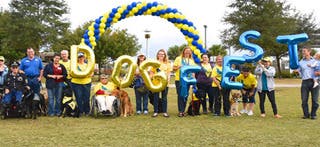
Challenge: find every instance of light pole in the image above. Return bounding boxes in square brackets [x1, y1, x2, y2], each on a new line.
[144, 29, 151, 57]
[204, 25, 207, 50]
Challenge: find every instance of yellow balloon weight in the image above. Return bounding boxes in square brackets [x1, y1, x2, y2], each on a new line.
[111, 55, 137, 88]
[70, 45, 95, 78]
[139, 60, 167, 92]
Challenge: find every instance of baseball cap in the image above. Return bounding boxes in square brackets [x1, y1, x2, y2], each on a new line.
[262, 57, 272, 62]
[0, 56, 4, 61]
[137, 52, 145, 57]
[78, 52, 84, 57]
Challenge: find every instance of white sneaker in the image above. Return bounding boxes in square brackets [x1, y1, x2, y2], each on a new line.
[240, 109, 247, 114]
[143, 110, 148, 115]
[136, 111, 142, 115]
[247, 110, 253, 116]
[313, 81, 319, 88]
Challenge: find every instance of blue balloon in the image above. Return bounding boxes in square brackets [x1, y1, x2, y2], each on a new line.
[239, 30, 264, 63]
[182, 19, 188, 24]
[94, 23, 99, 29]
[141, 6, 147, 12]
[131, 2, 137, 7]
[192, 40, 197, 46]
[94, 34, 100, 41]
[152, 1, 158, 7]
[193, 35, 199, 41]
[221, 56, 246, 89]
[112, 8, 118, 14]
[194, 57, 200, 64]
[276, 33, 309, 69]
[109, 13, 115, 18]
[84, 39, 90, 45]
[166, 8, 172, 13]
[147, 3, 152, 8]
[95, 18, 101, 24]
[172, 8, 178, 13]
[83, 33, 89, 39]
[106, 23, 111, 28]
[127, 5, 132, 10]
[188, 22, 194, 27]
[94, 29, 100, 35]
[180, 65, 201, 99]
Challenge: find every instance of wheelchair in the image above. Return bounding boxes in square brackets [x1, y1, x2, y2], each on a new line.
[90, 95, 121, 118]
[0, 88, 42, 119]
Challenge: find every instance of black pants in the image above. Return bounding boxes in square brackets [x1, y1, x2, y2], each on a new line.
[196, 84, 214, 112]
[213, 87, 231, 115]
[301, 79, 319, 117]
[258, 90, 278, 115]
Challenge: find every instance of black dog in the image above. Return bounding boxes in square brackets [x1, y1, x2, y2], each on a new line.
[61, 84, 80, 118]
[23, 89, 44, 119]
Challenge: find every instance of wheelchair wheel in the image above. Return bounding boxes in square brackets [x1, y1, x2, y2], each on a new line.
[90, 96, 98, 118]
[113, 99, 121, 117]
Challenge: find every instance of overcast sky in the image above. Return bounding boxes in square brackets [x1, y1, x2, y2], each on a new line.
[1, 0, 319, 57]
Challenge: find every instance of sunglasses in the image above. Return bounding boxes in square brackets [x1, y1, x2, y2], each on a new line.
[0, 60, 3, 62]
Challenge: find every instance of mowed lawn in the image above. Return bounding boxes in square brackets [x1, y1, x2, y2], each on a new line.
[0, 79, 320, 146]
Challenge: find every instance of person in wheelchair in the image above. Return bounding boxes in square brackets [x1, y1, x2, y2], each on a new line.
[0, 56, 9, 96]
[1, 61, 28, 112]
[93, 74, 116, 115]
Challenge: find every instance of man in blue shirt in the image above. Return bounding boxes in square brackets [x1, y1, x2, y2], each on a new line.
[296, 47, 319, 120]
[19, 48, 43, 94]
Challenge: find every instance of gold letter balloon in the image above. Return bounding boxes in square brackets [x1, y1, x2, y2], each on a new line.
[70, 45, 95, 78]
[139, 60, 167, 92]
[111, 55, 137, 88]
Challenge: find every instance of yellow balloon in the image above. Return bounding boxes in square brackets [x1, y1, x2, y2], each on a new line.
[112, 18, 118, 23]
[176, 23, 183, 29]
[194, 49, 200, 56]
[188, 27, 195, 33]
[111, 55, 137, 88]
[128, 12, 134, 17]
[190, 46, 197, 51]
[151, 7, 157, 13]
[88, 31, 94, 36]
[132, 7, 138, 13]
[99, 28, 105, 33]
[146, 10, 152, 15]
[89, 36, 95, 42]
[139, 60, 167, 92]
[99, 23, 106, 29]
[117, 7, 124, 14]
[197, 39, 203, 44]
[101, 17, 107, 23]
[91, 41, 97, 47]
[70, 45, 95, 78]
[88, 26, 94, 31]
[168, 13, 174, 18]
[187, 38, 193, 44]
[182, 24, 188, 30]
[115, 13, 121, 19]
[137, 3, 143, 9]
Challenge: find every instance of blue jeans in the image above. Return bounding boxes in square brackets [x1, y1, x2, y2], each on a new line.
[175, 81, 190, 113]
[47, 82, 63, 115]
[301, 79, 319, 117]
[27, 77, 41, 94]
[72, 82, 91, 114]
[2, 90, 23, 104]
[153, 87, 169, 113]
[134, 88, 148, 112]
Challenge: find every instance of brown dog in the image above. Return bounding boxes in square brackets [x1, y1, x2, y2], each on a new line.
[229, 89, 242, 116]
[111, 88, 133, 117]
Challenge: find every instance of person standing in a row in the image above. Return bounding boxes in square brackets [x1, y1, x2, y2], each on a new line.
[255, 57, 281, 118]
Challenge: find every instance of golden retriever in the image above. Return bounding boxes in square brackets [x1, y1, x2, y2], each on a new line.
[111, 88, 133, 117]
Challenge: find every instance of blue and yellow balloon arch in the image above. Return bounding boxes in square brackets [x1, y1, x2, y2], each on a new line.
[81, 1, 206, 63]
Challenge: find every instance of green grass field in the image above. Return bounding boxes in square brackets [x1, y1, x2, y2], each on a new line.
[1, 82, 320, 146]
